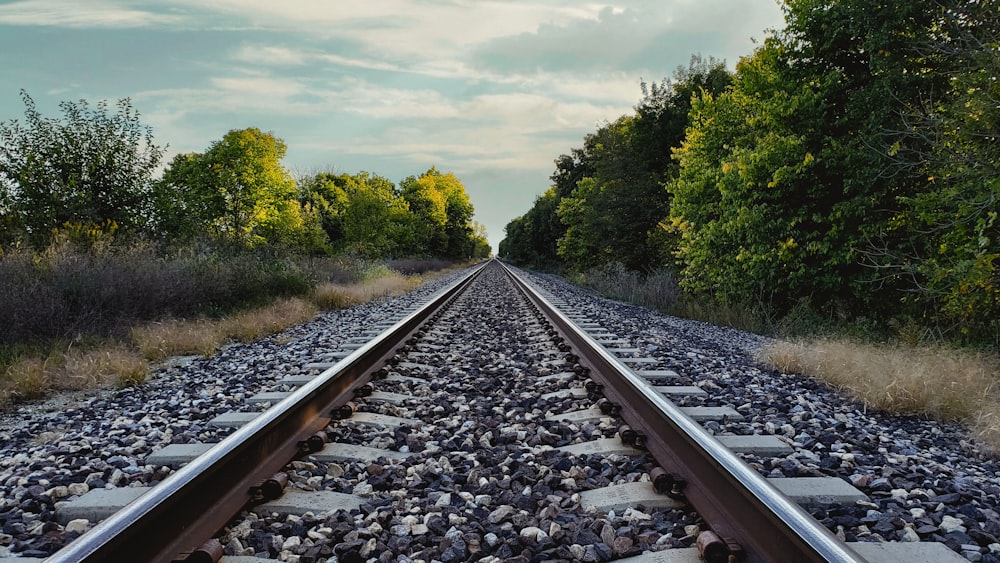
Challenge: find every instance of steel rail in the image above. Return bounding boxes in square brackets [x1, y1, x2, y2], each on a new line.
[47, 261, 488, 563]
[501, 262, 867, 563]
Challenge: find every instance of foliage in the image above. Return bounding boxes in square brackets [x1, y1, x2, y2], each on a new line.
[498, 187, 564, 270]
[400, 167, 486, 260]
[0, 90, 165, 246]
[154, 128, 309, 249]
[299, 168, 489, 260]
[868, 0, 1000, 342]
[499, 1, 997, 345]
[500, 56, 731, 272]
[0, 242, 312, 346]
[669, 0, 948, 318]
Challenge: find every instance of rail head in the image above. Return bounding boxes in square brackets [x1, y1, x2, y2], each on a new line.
[46, 261, 488, 563]
[500, 262, 867, 563]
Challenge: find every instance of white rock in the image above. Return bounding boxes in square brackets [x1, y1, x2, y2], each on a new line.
[622, 507, 651, 521]
[360, 538, 377, 557]
[939, 515, 966, 533]
[900, 526, 920, 542]
[282, 536, 301, 550]
[352, 482, 373, 496]
[520, 526, 546, 542]
[45, 486, 69, 500]
[488, 505, 515, 524]
[64, 519, 89, 534]
[67, 483, 89, 496]
[448, 513, 468, 526]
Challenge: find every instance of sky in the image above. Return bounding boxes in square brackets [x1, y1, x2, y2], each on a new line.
[0, 0, 786, 251]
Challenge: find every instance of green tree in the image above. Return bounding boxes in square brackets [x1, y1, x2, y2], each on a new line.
[155, 128, 306, 248]
[669, 0, 945, 315]
[298, 172, 352, 248]
[340, 173, 410, 258]
[871, 0, 1000, 339]
[502, 57, 731, 272]
[0, 90, 165, 245]
[499, 187, 563, 268]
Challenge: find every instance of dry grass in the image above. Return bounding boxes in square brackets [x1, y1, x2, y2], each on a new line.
[221, 298, 318, 343]
[0, 346, 148, 404]
[310, 275, 417, 310]
[131, 318, 225, 361]
[759, 338, 1000, 451]
[2, 270, 425, 407]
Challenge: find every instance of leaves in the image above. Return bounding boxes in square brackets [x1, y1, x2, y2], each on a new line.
[0, 90, 165, 245]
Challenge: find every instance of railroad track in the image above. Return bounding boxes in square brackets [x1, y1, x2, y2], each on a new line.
[25, 260, 970, 562]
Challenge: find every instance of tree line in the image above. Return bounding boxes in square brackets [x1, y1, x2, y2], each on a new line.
[500, 0, 998, 344]
[0, 91, 490, 261]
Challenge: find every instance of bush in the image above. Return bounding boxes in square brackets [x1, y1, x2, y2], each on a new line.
[0, 243, 314, 346]
[577, 263, 682, 312]
[386, 258, 452, 275]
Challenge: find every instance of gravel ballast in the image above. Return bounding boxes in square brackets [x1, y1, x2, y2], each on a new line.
[0, 262, 997, 562]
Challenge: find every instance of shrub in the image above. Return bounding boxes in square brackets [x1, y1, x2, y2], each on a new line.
[577, 263, 682, 312]
[386, 258, 452, 275]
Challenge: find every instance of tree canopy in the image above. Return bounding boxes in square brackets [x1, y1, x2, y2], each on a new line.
[0, 90, 165, 245]
[499, 0, 998, 343]
[0, 95, 490, 262]
[155, 128, 305, 248]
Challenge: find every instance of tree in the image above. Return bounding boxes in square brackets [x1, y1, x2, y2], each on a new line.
[154, 128, 306, 248]
[340, 173, 410, 258]
[502, 57, 732, 272]
[499, 187, 563, 268]
[401, 167, 479, 259]
[0, 90, 165, 245]
[870, 0, 1000, 339]
[668, 0, 946, 315]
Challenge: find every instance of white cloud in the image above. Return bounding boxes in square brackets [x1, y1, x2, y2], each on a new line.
[167, 0, 614, 52]
[0, 0, 181, 28]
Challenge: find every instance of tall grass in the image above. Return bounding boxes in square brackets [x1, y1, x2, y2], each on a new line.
[311, 276, 417, 310]
[575, 263, 681, 312]
[0, 345, 148, 404]
[130, 298, 319, 361]
[574, 262, 772, 333]
[0, 242, 312, 344]
[759, 338, 1000, 451]
[0, 244, 450, 406]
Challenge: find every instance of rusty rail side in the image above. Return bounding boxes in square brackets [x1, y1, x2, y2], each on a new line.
[501, 262, 866, 563]
[47, 261, 488, 563]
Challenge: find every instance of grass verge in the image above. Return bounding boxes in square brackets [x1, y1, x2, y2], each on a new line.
[0, 346, 148, 404]
[0, 260, 451, 407]
[568, 262, 1000, 452]
[759, 338, 1000, 452]
[311, 275, 418, 310]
